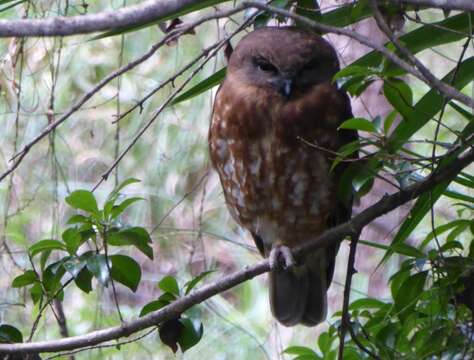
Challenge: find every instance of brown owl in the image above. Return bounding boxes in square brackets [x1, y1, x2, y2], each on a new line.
[209, 27, 357, 326]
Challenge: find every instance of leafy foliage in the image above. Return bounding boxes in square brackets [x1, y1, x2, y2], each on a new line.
[12, 178, 148, 303]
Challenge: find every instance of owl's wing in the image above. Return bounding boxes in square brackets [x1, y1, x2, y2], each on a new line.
[251, 232, 266, 257]
[325, 88, 358, 285]
[334, 88, 358, 221]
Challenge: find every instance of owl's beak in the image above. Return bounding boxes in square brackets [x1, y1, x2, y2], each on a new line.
[281, 79, 293, 98]
[271, 78, 293, 99]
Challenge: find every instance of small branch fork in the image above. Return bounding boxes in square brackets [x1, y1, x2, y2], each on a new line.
[1, 146, 473, 356]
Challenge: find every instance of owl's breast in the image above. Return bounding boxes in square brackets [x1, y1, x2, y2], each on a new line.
[209, 80, 348, 244]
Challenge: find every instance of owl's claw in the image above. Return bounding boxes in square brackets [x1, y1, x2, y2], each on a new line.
[269, 245, 295, 271]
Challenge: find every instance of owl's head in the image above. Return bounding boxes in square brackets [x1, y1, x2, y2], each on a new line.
[227, 27, 340, 98]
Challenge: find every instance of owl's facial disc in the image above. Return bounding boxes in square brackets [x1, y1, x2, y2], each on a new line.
[251, 57, 294, 98]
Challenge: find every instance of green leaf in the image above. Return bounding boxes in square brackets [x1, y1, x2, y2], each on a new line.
[29, 239, 66, 258]
[420, 220, 471, 249]
[110, 255, 142, 292]
[339, 117, 378, 133]
[12, 270, 38, 288]
[108, 227, 154, 260]
[67, 214, 89, 225]
[65, 190, 99, 216]
[449, 101, 474, 122]
[330, 140, 362, 172]
[171, 68, 226, 105]
[159, 275, 180, 297]
[178, 318, 203, 352]
[440, 241, 464, 253]
[63, 256, 88, 278]
[384, 110, 397, 135]
[184, 270, 215, 295]
[393, 271, 428, 322]
[284, 346, 318, 357]
[139, 299, 168, 317]
[318, 332, 335, 355]
[0, 324, 23, 343]
[110, 197, 144, 219]
[333, 65, 376, 80]
[74, 267, 93, 293]
[62, 228, 82, 255]
[350, 298, 386, 310]
[383, 78, 413, 117]
[106, 178, 141, 204]
[86, 254, 109, 286]
[30, 283, 43, 305]
[42, 261, 67, 298]
[359, 239, 424, 258]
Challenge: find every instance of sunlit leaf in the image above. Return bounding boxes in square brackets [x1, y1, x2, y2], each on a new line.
[107, 227, 153, 260]
[159, 275, 180, 297]
[171, 68, 226, 105]
[339, 117, 378, 133]
[29, 239, 67, 258]
[140, 299, 169, 317]
[65, 190, 100, 216]
[12, 270, 38, 288]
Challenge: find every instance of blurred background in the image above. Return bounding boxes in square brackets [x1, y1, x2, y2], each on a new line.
[0, 0, 472, 359]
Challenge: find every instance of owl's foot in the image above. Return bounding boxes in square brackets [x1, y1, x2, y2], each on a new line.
[269, 245, 295, 271]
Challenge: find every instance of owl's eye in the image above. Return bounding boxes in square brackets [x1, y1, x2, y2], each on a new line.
[255, 59, 278, 73]
[302, 59, 319, 71]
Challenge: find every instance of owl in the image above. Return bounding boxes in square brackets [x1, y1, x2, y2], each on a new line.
[209, 27, 357, 326]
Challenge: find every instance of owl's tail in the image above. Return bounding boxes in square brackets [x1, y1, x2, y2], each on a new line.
[269, 251, 330, 326]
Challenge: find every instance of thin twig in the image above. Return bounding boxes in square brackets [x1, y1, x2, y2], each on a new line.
[338, 230, 361, 360]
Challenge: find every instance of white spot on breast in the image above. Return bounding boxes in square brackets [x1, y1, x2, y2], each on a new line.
[290, 172, 308, 206]
[249, 157, 261, 175]
[223, 161, 233, 177]
[223, 104, 231, 115]
[214, 138, 228, 160]
[231, 187, 241, 205]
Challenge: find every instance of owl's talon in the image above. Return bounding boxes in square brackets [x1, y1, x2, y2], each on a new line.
[269, 245, 295, 271]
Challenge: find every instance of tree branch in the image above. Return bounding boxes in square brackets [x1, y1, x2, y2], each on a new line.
[393, 0, 474, 12]
[1, 145, 472, 355]
[0, 0, 205, 37]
